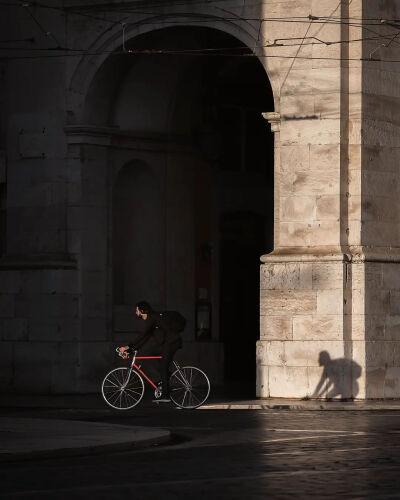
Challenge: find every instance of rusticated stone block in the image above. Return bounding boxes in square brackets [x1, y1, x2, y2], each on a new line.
[384, 367, 400, 398]
[256, 361, 269, 398]
[307, 366, 328, 398]
[383, 263, 400, 290]
[362, 221, 400, 247]
[293, 315, 343, 340]
[352, 340, 366, 368]
[312, 263, 343, 290]
[77, 342, 112, 392]
[365, 289, 390, 315]
[0, 271, 21, 294]
[15, 295, 79, 319]
[58, 342, 79, 365]
[316, 195, 340, 220]
[257, 340, 286, 366]
[351, 314, 366, 340]
[280, 145, 310, 172]
[41, 270, 80, 295]
[365, 366, 385, 398]
[51, 364, 78, 394]
[0, 341, 13, 369]
[260, 263, 300, 290]
[2, 319, 28, 341]
[29, 320, 79, 342]
[0, 295, 15, 318]
[317, 289, 343, 315]
[0, 365, 13, 392]
[269, 366, 311, 399]
[309, 144, 340, 170]
[279, 67, 341, 97]
[19, 271, 41, 296]
[260, 290, 317, 316]
[364, 315, 385, 341]
[280, 196, 315, 222]
[260, 316, 292, 340]
[284, 340, 346, 367]
[352, 288, 365, 316]
[14, 364, 52, 394]
[81, 317, 108, 341]
[280, 168, 340, 197]
[279, 220, 340, 246]
[386, 315, 400, 340]
[14, 341, 59, 366]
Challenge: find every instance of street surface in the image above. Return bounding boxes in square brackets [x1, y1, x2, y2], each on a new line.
[2, 407, 400, 499]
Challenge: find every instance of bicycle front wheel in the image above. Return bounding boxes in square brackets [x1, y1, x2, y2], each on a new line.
[169, 366, 210, 409]
[101, 367, 144, 410]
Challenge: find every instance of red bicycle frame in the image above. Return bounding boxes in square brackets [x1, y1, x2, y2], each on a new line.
[131, 355, 162, 389]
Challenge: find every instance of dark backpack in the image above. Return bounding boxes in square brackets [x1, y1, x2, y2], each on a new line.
[159, 311, 186, 332]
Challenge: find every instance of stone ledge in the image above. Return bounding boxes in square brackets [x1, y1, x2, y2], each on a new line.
[261, 246, 400, 263]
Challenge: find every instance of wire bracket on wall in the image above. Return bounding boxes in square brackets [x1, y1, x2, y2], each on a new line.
[369, 28, 400, 59]
[122, 22, 128, 52]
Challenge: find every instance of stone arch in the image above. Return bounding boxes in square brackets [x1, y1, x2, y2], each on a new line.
[72, 20, 276, 390]
[67, 15, 279, 124]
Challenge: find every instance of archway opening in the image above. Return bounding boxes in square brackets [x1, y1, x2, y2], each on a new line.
[89, 26, 274, 394]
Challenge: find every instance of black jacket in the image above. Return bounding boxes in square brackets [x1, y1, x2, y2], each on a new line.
[130, 311, 182, 350]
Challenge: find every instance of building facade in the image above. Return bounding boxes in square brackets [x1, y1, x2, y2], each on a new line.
[1, 0, 399, 398]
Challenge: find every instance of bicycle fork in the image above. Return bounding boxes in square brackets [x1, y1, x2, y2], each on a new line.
[173, 361, 191, 388]
[122, 366, 135, 389]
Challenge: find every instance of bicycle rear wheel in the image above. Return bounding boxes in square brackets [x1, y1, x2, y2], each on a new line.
[169, 366, 210, 409]
[101, 367, 144, 410]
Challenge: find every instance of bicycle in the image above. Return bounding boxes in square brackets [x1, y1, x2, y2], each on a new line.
[101, 349, 211, 410]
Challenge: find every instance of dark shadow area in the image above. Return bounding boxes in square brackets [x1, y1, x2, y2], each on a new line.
[220, 212, 266, 395]
[311, 351, 361, 400]
[88, 26, 276, 393]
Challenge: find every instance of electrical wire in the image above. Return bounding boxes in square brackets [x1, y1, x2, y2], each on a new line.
[0, 1, 129, 26]
[23, 4, 61, 47]
[1, 48, 399, 62]
[1, 2, 399, 56]
[2, 2, 400, 27]
[280, 15, 313, 92]
[1, 32, 396, 53]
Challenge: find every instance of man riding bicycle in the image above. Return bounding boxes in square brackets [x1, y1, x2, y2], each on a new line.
[118, 301, 185, 403]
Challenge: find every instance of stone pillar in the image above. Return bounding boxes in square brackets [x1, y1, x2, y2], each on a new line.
[257, 18, 353, 397]
[257, 0, 400, 400]
[263, 112, 280, 249]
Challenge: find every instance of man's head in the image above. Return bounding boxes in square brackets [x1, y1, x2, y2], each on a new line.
[318, 351, 331, 366]
[136, 300, 152, 320]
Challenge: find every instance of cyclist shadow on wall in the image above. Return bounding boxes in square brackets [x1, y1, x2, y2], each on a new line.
[310, 351, 362, 400]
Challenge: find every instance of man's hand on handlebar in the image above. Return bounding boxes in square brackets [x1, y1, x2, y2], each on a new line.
[116, 345, 131, 359]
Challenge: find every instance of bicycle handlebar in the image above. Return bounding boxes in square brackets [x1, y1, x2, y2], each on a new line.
[115, 347, 137, 359]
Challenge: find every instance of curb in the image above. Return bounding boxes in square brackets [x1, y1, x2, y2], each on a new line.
[0, 418, 171, 463]
[199, 401, 400, 411]
[0, 434, 171, 463]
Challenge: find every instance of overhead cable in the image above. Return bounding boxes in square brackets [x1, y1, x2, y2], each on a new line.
[1, 49, 398, 62]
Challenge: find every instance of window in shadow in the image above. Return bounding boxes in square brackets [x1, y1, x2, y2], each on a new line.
[311, 351, 362, 400]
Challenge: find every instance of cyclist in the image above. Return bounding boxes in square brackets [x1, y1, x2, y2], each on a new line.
[118, 300, 184, 403]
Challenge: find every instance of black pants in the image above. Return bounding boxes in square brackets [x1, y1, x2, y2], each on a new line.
[138, 338, 182, 396]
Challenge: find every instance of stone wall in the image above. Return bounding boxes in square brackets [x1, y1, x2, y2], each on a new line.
[257, 260, 350, 398]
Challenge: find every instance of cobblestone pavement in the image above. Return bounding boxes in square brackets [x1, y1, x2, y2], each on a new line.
[2, 409, 400, 499]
